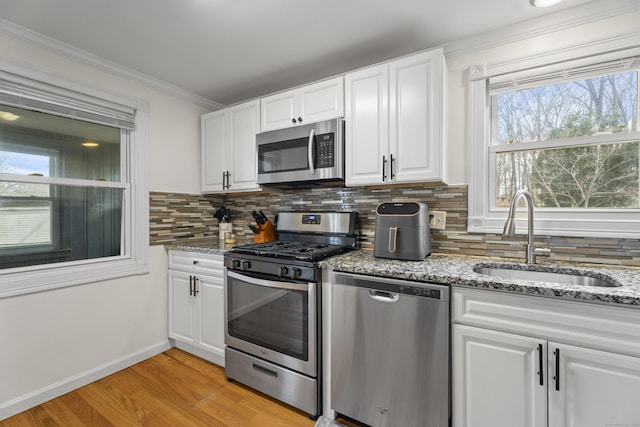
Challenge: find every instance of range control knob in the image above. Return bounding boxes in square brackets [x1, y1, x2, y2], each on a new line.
[290, 268, 302, 279]
[231, 259, 241, 269]
[278, 266, 289, 277]
[241, 260, 252, 271]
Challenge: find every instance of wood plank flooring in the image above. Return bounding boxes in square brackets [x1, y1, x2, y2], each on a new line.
[2, 348, 324, 427]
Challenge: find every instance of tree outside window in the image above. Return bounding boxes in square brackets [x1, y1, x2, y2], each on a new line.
[493, 70, 639, 209]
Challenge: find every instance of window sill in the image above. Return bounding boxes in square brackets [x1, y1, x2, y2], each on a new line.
[469, 210, 640, 239]
[0, 257, 149, 298]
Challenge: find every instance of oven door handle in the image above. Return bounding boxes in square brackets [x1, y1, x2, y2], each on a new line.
[227, 271, 312, 291]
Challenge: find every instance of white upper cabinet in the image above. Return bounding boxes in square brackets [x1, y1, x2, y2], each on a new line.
[344, 64, 389, 186]
[261, 77, 344, 131]
[201, 99, 261, 193]
[201, 110, 227, 192]
[345, 49, 448, 187]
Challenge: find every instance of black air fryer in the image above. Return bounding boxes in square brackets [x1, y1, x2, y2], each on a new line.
[374, 202, 431, 260]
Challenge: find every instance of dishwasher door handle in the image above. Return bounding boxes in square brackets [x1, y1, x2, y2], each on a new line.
[369, 290, 400, 302]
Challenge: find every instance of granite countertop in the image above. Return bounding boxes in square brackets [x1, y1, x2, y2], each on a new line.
[166, 237, 255, 255]
[320, 250, 640, 308]
[166, 239, 640, 307]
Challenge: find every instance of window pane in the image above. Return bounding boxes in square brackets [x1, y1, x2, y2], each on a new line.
[0, 151, 50, 176]
[495, 71, 638, 145]
[0, 105, 121, 181]
[0, 184, 123, 269]
[0, 198, 51, 247]
[495, 141, 640, 208]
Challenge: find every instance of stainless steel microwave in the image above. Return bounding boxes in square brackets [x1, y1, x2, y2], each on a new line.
[256, 118, 344, 185]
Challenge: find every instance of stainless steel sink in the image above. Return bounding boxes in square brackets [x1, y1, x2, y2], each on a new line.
[473, 264, 620, 287]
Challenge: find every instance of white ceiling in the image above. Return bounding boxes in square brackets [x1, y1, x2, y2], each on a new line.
[0, 0, 606, 107]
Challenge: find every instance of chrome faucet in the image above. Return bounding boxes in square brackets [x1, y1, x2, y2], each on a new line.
[503, 189, 551, 264]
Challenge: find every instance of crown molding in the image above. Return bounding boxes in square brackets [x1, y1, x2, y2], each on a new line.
[443, 0, 640, 59]
[0, 18, 223, 111]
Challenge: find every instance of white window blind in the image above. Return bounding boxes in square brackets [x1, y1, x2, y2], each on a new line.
[489, 54, 640, 95]
[0, 70, 136, 130]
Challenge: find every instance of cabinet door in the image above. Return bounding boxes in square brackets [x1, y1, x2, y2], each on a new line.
[261, 89, 298, 131]
[344, 63, 389, 187]
[168, 270, 196, 345]
[196, 275, 225, 365]
[201, 110, 227, 192]
[228, 100, 261, 191]
[452, 324, 546, 427]
[299, 77, 344, 125]
[390, 49, 446, 184]
[549, 342, 640, 427]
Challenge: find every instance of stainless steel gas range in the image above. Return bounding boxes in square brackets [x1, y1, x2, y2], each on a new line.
[223, 211, 357, 419]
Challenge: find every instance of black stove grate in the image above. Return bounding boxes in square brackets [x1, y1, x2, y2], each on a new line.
[231, 240, 351, 261]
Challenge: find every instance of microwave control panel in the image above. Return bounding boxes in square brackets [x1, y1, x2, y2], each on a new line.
[316, 133, 335, 168]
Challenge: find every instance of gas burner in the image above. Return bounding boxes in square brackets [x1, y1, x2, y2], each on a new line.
[231, 241, 351, 261]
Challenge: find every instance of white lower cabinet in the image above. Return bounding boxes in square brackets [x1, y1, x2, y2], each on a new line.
[453, 325, 546, 427]
[549, 343, 640, 427]
[168, 250, 225, 366]
[452, 287, 640, 427]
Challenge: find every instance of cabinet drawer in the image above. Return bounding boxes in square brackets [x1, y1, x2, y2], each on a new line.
[452, 287, 640, 358]
[168, 250, 224, 277]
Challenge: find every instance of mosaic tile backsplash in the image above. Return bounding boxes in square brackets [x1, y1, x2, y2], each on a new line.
[150, 185, 640, 267]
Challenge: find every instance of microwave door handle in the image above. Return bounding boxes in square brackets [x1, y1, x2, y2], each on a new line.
[308, 128, 316, 175]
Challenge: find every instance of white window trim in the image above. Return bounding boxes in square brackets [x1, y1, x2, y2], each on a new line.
[0, 63, 149, 298]
[467, 36, 640, 239]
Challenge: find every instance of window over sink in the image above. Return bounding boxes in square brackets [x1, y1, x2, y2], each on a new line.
[468, 46, 640, 238]
[0, 66, 149, 297]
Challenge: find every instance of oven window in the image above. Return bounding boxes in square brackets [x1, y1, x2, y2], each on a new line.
[227, 275, 309, 360]
[258, 137, 310, 174]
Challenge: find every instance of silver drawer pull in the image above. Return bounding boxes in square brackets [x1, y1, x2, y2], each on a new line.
[253, 363, 278, 378]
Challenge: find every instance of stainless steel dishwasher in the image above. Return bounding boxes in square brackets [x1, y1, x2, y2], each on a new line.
[331, 272, 450, 427]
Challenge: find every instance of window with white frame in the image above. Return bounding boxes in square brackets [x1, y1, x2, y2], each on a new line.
[0, 68, 149, 297]
[468, 49, 640, 238]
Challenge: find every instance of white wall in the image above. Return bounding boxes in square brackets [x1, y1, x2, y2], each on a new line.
[0, 31, 210, 419]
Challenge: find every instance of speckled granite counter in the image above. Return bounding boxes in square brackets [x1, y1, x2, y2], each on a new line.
[320, 250, 640, 308]
[165, 238, 255, 255]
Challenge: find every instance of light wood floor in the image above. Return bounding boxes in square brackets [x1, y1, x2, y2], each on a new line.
[1, 348, 343, 427]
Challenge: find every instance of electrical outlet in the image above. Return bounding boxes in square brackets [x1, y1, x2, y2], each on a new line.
[429, 210, 447, 230]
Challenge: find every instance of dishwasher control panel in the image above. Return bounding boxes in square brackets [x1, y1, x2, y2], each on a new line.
[399, 285, 441, 299]
[334, 272, 449, 301]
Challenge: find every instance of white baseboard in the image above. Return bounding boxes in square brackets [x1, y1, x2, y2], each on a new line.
[174, 341, 225, 368]
[0, 340, 172, 421]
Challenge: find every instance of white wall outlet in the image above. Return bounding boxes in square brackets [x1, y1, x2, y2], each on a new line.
[429, 210, 447, 230]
